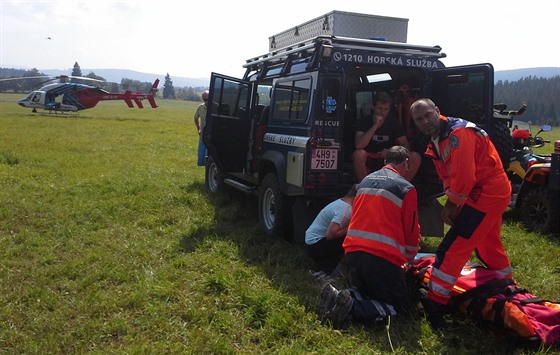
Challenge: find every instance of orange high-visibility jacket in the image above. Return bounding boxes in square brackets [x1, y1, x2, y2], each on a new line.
[343, 166, 421, 267]
[425, 116, 511, 208]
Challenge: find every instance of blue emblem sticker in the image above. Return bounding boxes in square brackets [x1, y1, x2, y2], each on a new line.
[322, 96, 337, 114]
[450, 135, 459, 148]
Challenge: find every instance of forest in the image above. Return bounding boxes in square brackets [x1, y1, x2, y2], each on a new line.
[495, 76, 560, 125]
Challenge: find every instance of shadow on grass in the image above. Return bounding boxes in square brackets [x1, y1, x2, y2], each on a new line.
[178, 224, 213, 254]
[174, 182, 437, 353]
[176, 181, 539, 354]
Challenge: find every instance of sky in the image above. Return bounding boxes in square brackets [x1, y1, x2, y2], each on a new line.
[1, 0, 559, 81]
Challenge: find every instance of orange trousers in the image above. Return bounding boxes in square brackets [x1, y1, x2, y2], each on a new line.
[428, 199, 512, 305]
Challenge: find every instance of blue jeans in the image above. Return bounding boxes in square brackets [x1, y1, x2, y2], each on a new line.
[197, 140, 207, 166]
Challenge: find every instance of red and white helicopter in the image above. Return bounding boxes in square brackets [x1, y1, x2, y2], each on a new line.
[1, 75, 159, 113]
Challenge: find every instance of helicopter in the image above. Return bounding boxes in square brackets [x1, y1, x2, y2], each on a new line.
[0, 75, 159, 113]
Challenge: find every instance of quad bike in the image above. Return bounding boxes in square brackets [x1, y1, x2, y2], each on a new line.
[508, 123, 553, 185]
[508, 122, 559, 234]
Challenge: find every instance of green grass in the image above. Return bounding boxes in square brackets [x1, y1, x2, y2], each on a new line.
[0, 92, 559, 354]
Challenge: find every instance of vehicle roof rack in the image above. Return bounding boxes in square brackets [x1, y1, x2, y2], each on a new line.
[243, 35, 446, 72]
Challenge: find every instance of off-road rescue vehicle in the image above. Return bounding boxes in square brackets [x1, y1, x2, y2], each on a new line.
[203, 11, 512, 240]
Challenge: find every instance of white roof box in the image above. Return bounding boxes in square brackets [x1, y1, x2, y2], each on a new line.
[269, 10, 408, 51]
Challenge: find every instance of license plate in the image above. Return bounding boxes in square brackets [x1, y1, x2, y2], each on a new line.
[312, 148, 338, 170]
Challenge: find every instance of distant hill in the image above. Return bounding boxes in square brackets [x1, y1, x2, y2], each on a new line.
[494, 67, 560, 83]
[39, 68, 209, 88]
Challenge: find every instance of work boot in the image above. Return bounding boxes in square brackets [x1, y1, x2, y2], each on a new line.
[324, 289, 353, 328]
[318, 283, 338, 318]
[422, 299, 448, 330]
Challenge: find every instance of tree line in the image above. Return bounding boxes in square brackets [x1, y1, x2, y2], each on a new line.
[1, 64, 559, 124]
[495, 75, 560, 126]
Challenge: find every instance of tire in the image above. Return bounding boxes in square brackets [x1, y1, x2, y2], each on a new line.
[521, 187, 559, 234]
[489, 121, 513, 171]
[205, 156, 222, 193]
[258, 173, 293, 239]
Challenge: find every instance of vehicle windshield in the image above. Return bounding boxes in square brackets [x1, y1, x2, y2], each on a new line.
[511, 120, 530, 132]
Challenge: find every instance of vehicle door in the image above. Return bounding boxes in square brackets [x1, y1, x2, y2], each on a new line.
[204, 73, 253, 172]
[429, 64, 513, 166]
[429, 64, 494, 127]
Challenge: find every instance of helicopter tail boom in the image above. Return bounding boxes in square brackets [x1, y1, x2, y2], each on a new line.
[147, 79, 159, 108]
[122, 79, 159, 108]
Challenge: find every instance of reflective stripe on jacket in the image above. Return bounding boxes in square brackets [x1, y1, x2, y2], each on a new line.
[343, 166, 421, 267]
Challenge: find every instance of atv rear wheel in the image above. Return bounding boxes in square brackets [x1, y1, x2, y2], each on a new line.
[521, 187, 559, 234]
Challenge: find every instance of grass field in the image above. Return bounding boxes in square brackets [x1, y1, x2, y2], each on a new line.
[1, 92, 559, 354]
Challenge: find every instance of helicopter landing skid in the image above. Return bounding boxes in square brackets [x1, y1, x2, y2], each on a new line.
[34, 110, 79, 117]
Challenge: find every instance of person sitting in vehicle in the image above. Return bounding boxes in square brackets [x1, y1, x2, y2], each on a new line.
[352, 91, 421, 182]
[394, 83, 419, 140]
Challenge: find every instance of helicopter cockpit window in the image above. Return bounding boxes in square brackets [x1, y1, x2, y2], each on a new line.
[32, 93, 41, 102]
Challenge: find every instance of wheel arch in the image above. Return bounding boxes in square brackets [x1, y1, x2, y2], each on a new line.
[259, 150, 288, 192]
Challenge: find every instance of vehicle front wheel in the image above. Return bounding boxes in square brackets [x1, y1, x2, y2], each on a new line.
[258, 173, 293, 239]
[205, 156, 222, 193]
[521, 187, 559, 233]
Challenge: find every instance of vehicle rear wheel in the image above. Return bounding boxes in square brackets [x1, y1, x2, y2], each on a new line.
[258, 173, 293, 239]
[521, 187, 559, 233]
[205, 156, 222, 193]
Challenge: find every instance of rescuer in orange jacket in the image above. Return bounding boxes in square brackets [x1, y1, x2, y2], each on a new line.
[410, 98, 513, 330]
[341, 145, 421, 317]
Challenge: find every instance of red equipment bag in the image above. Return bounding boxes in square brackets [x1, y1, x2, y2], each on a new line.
[409, 254, 560, 346]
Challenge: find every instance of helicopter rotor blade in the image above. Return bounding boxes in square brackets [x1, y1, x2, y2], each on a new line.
[0, 75, 106, 84]
[0, 75, 52, 83]
[66, 75, 105, 83]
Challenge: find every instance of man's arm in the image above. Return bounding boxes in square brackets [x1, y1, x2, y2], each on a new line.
[325, 222, 347, 240]
[355, 115, 383, 149]
[194, 107, 201, 133]
[445, 129, 478, 206]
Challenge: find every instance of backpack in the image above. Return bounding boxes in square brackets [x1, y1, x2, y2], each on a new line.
[409, 254, 560, 346]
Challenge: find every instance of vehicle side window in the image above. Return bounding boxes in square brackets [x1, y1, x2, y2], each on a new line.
[271, 78, 311, 123]
[211, 77, 250, 119]
[257, 85, 272, 105]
